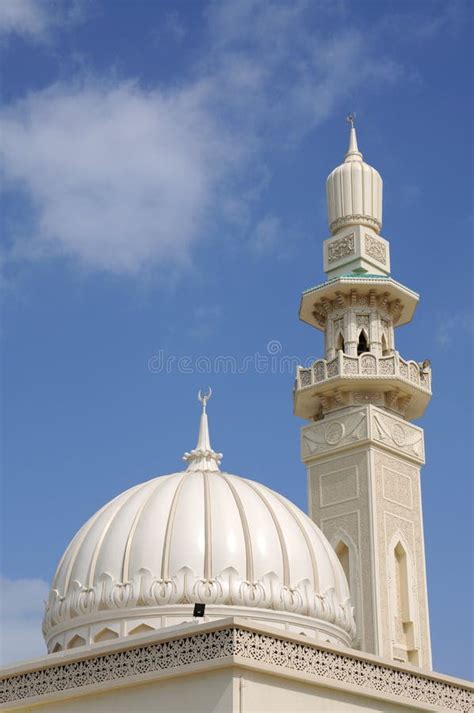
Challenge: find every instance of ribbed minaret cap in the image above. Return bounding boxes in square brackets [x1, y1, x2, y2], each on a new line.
[183, 388, 223, 471]
[326, 114, 383, 234]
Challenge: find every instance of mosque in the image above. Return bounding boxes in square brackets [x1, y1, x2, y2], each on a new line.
[1, 121, 472, 711]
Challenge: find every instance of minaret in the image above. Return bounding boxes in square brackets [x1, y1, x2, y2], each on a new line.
[294, 116, 432, 667]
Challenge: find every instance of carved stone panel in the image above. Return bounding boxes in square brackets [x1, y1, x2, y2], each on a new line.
[382, 467, 413, 509]
[327, 233, 355, 263]
[302, 410, 368, 460]
[371, 409, 424, 463]
[365, 233, 387, 265]
[320, 467, 358, 507]
[356, 314, 370, 330]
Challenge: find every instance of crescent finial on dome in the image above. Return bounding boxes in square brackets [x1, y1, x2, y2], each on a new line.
[344, 113, 363, 163]
[183, 388, 223, 471]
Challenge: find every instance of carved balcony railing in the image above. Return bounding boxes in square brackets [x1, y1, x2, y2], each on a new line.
[296, 352, 431, 394]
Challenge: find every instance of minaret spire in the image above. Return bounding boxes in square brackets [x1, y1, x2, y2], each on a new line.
[183, 388, 222, 472]
[344, 113, 363, 162]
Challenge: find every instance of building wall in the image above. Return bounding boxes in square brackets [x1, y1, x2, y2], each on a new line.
[304, 404, 431, 666]
[308, 446, 376, 653]
[13, 669, 234, 713]
[371, 448, 431, 667]
[235, 670, 421, 712]
[2, 667, 436, 713]
[2, 621, 471, 712]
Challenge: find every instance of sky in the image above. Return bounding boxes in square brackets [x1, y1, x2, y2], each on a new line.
[0, 0, 472, 680]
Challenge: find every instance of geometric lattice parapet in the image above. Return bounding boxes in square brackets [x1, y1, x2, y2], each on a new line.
[295, 350, 431, 420]
[1, 621, 472, 712]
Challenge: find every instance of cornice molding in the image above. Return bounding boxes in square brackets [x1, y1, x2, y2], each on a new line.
[1, 620, 472, 711]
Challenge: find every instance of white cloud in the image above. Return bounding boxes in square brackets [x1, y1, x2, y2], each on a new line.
[0, 0, 50, 38]
[1, 1, 410, 275]
[0, 577, 49, 664]
[1, 79, 245, 273]
[0, 0, 85, 41]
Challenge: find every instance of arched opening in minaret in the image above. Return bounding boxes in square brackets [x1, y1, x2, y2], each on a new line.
[335, 540, 350, 586]
[336, 332, 345, 353]
[381, 333, 389, 356]
[357, 330, 369, 355]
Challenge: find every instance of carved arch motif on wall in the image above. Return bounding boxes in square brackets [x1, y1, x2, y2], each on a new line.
[331, 528, 363, 649]
[387, 531, 420, 667]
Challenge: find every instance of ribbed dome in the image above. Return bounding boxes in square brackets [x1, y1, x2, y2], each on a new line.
[43, 397, 355, 652]
[326, 123, 383, 234]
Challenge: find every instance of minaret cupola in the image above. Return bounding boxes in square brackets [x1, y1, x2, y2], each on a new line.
[324, 115, 388, 279]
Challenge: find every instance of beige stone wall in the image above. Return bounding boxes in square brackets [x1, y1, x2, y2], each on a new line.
[1, 667, 445, 713]
[236, 670, 420, 712]
[372, 448, 431, 668]
[304, 404, 431, 666]
[4, 669, 234, 713]
[308, 445, 376, 653]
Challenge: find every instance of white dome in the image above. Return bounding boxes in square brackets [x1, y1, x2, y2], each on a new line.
[43, 398, 355, 652]
[326, 124, 383, 235]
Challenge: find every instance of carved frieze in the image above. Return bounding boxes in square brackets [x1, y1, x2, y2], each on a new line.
[300, 368, 312, 386]
[379, 357, 395, 375]
[302, 411, 367, 458]
[353, 392, 384, 406]
[330, 213, 381, 232]
[371, 411, 424, 461]
[343, 356, 358, 374]
[326, 359, 338, 378]
[356, 314, 370, 330]
[314, 362, 325, 382]
[327, 234, 355, 263]
[364, 234, 387, 265]
[360, 354, 376, 374]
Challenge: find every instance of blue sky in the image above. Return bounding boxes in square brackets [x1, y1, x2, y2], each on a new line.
[1, 0, 472, 678]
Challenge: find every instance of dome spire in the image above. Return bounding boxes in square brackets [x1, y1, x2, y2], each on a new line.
[183, 388, 223, 472]
[344, 113, 363, 163]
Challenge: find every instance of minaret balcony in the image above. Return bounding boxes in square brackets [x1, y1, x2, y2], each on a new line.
[294, 351, 431, 421]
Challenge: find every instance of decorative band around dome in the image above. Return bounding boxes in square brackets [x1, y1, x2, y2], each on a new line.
[43, 566, 355, 647]
[329, 214, 382, 234]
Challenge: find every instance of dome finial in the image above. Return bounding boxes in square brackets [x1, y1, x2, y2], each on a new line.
[346, 112, 356, 129]
[198, 387, 212, 413]
[183, 388, 223, 471]
[344, 112, 363, 163]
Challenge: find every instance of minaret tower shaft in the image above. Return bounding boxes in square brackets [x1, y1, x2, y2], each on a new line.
[294, 118, 432, 667]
